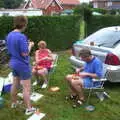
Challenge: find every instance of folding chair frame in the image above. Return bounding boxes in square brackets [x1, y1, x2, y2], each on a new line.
[47, 53, 58, 82]
[86, 78, 108, 104]
[84, 66, 111, 104]
[32, 53, 58, 88]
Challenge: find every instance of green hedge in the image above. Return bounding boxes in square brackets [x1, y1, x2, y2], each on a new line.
[0, 16, 13, 39]
[86, 15, 120, 36]
[0, 16, 81, 51]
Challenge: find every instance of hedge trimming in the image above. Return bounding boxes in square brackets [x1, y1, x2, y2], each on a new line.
[0, 16, 81, 51]
[86, 15, 120, 36]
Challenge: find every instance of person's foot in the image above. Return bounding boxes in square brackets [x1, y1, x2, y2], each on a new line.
[65, 94, 78, 101]
[11, 103, 17, 108]
[72, 99, 85, 108]
[41, 80, 48, 89]
[25, 107, 36, 115]
[41, 82, 48, 89]
[11, 100, 23, 108]
[32, 81, 37, 86]
[32, 80, 40, 86]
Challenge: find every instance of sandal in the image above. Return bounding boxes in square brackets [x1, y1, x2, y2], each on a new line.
[72, 99, 85, 108]
[65, 95, 78, 101]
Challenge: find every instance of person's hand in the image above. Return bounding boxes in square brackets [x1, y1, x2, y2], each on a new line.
[28, 41, 34, 53]
[29, 41, 34, 48]
[38, 57, 49, 62]
[76, 68, 80, 74]
[42, 56, 49, 60]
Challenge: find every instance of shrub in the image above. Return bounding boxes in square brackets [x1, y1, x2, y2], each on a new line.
[0, 16, 81, 51]
[86, 15, 120, 36]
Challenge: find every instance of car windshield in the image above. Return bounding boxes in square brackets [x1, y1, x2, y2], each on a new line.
[83, 28, 120, 48]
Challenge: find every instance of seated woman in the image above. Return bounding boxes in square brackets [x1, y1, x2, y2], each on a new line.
[32, 40, 53, 88]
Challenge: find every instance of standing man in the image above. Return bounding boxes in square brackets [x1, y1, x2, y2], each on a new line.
[6, 16, 36, 115]
[65, 48, 103, 105]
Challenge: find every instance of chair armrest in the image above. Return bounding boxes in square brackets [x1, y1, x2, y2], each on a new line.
[51, 54, 58, 67]
[92, 78, 107, 82]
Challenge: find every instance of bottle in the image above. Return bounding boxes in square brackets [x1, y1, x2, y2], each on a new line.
[35, 108, 40, 115]
[0, 97, 4, 108]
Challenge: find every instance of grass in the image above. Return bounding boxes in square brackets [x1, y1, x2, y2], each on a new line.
[0, 50, 120, 120]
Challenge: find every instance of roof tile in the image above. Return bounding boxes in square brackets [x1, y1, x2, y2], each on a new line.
[32, 0, 53, 9]
[31, 0, 80, 9]
[60, 0, 80, 5]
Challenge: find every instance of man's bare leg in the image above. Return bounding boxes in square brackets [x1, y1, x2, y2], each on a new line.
[65, 74, 77, 96]
[71, 79, 85, 101]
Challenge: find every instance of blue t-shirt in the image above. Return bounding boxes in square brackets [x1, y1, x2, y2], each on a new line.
[84, 57, 103, 79]
[6, 31, 30, 70]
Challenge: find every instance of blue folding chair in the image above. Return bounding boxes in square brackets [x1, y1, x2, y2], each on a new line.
[85, 77, 110, 104]
[85, 64, 110, 103]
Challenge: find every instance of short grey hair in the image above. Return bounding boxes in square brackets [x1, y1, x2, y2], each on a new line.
[79, 48, 91, 57]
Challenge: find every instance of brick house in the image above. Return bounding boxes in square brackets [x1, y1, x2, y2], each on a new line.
[92, 0, 120, 9]
[60, 0, 80, 10]
[24, 0, 63, 15]
[24, 0, 80, 15]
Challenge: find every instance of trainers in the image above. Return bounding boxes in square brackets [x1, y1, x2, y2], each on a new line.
[32, 81, 37, 86]
[72, 100, 84, 108]
[41, 83, 47, 89]
[11, 100, 23, 108]
[11, 103, 17, 108]
[65, 95, 77, 101]
[32, 80, 40, 86]
[25, 107, 36, 115]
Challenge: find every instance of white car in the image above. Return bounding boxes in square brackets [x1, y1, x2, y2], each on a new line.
[70, 26, 120, 82]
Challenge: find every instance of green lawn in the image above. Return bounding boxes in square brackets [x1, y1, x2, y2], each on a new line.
[0, 51, 120, 120]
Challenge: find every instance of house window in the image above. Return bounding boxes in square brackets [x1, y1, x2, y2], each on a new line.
[107, 2, 112, 7]
[93, 2, 98, 8]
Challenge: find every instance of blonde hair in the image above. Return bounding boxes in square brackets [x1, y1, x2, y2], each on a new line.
[38, 40, 47, 47]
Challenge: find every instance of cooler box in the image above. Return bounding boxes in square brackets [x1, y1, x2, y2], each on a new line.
[3, 84, 12, 92]
[3, 73, 13, 92]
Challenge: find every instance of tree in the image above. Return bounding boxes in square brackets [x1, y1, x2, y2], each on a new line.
[73, 3, 92, 22]
[3, 0, 24, 9]
[73, 3, 92, 37]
